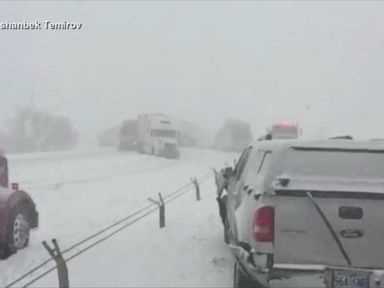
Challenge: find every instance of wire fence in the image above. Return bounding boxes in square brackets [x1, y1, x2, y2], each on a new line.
[5, 171, 214, 288]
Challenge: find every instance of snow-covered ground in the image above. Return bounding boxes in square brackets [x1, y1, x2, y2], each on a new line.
[1, 147, 237, 287]
[30, 176, 234, 288]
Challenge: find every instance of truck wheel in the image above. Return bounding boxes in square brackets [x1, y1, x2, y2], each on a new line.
[233, 262, 263, 288]
[5, 209, 30, 256]
[12, 212, 30, 249]
[0, 208, 31, 259]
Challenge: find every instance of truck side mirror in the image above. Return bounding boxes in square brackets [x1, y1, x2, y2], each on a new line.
[223, 167, 234, 179]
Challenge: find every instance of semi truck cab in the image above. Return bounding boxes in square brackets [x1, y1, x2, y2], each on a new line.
[137, 113, 181, 159]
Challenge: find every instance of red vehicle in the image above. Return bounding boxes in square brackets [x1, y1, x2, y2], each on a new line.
[0, 154, 38, 259]
[269, 121, 301, 139]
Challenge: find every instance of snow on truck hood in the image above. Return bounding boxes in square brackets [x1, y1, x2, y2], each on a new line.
[272, 176, 384, 194]
[292, 140, 384, 151]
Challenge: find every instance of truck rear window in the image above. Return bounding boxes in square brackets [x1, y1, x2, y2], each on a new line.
[281, 149, 384, 179]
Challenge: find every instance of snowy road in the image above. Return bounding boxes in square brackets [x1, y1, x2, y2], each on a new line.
[1, 148, 236, 287]
[30, 176, 234, 288]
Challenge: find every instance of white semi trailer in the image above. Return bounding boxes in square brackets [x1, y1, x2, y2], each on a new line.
[137, 113, 181, 159]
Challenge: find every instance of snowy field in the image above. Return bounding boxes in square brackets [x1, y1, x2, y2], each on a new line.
[1, 147, 237, 287]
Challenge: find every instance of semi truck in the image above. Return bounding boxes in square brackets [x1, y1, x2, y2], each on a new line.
[137, 113, 180, 159]
[214, 119, 253, 152]
[118, 119, 138, 151]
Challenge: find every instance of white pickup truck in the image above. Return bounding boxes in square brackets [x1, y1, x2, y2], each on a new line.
[218, 139, 384, 288]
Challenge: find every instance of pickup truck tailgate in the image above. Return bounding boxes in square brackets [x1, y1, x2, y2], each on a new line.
[273, 191, 384, 269]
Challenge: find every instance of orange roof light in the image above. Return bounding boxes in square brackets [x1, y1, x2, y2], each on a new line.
[274, 121, 297, 127]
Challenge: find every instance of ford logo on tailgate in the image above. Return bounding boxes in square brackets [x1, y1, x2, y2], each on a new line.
[340, 229, 363, 239]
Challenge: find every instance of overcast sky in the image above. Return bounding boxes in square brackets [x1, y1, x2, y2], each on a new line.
[1, 1, 384, 143]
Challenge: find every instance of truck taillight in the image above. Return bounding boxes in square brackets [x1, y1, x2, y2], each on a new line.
[253, 206, 274, 243]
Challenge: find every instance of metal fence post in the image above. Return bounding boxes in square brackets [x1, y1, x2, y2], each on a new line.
[191, 177, 200, 201]
[42, 239, 69, 288]
[148, 193, 165, 228]
[158, 193, 165, 228]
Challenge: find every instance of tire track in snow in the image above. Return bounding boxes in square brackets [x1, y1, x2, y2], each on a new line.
[8, 148, 117, 166]
[4, 172, 215, 288]
[23, 155, 185, 191]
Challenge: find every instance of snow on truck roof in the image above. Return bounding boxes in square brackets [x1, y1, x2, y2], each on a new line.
[256, 140, 384, 192]
[272, 176, 384, 194]
[251, 139, 384, 152]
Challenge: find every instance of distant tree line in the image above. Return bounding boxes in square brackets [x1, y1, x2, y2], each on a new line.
[0, 107, 78, 153]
